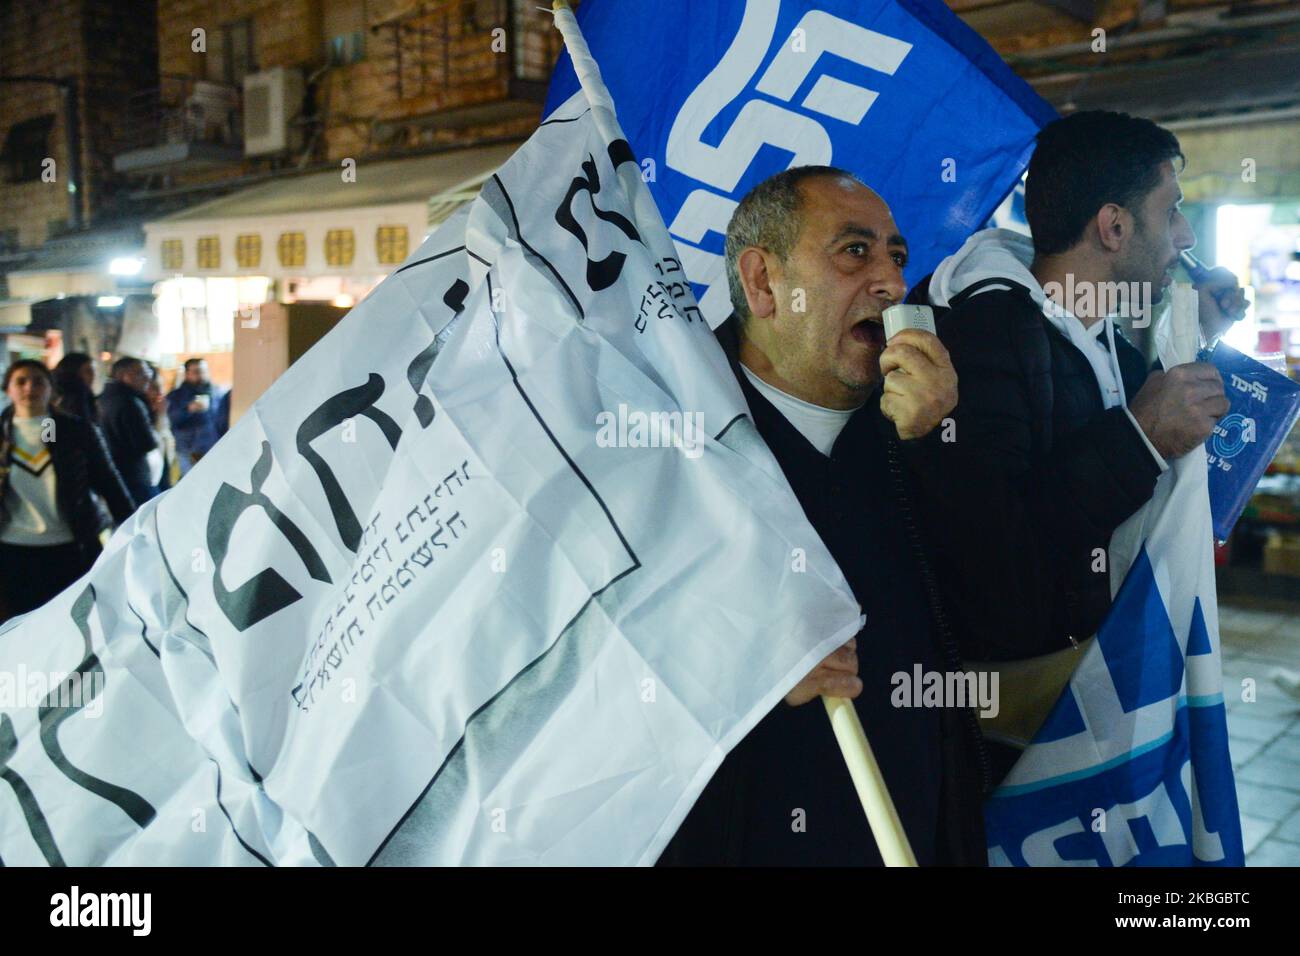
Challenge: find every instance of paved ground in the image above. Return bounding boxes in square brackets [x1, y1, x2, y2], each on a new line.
[1219, 597, 1300, 866]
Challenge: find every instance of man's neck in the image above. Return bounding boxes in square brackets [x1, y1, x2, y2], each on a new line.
[1031, 254, 1109, 329]
[737, 335, 863, 411]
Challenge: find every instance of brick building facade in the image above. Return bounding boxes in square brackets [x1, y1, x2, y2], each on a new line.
[120, 0, 564, 196]
[0, 0, 159, 251]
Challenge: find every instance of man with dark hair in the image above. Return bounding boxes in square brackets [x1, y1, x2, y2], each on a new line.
[1023, 110, 1187, 258]
[659, 166, 990, 867]
[167, 357, 228, 475]
[905, 112, 1229, 729]
[99, 356, 161, 509]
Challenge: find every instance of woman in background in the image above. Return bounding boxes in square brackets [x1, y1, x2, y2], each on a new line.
[51, 351, 100, 424]
[0, 360, 135, 621]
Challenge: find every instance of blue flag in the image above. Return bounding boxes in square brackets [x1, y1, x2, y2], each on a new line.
[545, 0, 1056, 324]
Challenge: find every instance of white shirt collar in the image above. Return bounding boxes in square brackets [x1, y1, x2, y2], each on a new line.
[739, 365, 861, 457]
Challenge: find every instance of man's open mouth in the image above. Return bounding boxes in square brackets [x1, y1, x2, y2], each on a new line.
[851, 319, 885, 348]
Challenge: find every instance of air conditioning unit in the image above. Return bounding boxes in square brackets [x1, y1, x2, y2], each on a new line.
[243, 67, 305, 157]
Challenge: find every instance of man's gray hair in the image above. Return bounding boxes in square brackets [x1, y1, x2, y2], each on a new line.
[724, 165, 862, 322]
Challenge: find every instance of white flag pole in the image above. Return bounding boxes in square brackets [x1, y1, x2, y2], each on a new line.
[550, 0, 917, 868]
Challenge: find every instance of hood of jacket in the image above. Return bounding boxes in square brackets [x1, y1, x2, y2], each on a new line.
[929, 228, 1133, 410]
[929, 228, 1043, 309]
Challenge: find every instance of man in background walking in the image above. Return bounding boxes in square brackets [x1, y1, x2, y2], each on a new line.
[98, 356, 160, 511]
[167, 357, 228, 476]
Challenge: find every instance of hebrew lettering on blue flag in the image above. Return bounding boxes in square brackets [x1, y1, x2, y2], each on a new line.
[545, 0, 1056, 323]
[984, 548, 1244, 867]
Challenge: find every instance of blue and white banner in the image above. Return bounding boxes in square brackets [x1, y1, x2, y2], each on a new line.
[545, 0, 1056, 324]
[985, 288, 1244, 867]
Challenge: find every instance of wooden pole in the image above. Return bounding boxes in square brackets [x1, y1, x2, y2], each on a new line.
[822, 696, 918, 866]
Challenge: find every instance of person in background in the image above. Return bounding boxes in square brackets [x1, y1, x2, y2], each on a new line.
[145, 364, 177, 495]
[0, 360, 135, 621]
[167, 358, 228, 475]
[51, 352, 100, 424]
[99, 356, 161, 509]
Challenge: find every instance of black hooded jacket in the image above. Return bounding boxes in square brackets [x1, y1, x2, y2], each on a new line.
[903, 276, 1160, 661]
[98, 379, 160, 507]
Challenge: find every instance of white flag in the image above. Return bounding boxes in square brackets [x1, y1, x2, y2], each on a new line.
[0, 10, 861, 866]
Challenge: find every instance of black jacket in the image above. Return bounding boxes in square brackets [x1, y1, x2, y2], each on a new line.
[0, 406, 136, 558]
[52, 380, 98, 424]
[658, 319, 989, 866]
[905, 279, 1160, 661]
[98, 380, 159, 508]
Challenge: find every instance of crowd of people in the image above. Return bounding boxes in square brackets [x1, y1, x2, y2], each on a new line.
[0, 353, 228, 622]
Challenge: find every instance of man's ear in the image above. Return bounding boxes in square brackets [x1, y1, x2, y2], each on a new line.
[737, 247, 777, 322]
[1094, 203, 1129, 254]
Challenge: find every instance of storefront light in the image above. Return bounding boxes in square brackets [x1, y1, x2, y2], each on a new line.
[153, 280, 186, 354]
[109, 257, 145, 276]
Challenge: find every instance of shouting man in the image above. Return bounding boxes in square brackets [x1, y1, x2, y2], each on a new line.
[659, 167, 989, 867]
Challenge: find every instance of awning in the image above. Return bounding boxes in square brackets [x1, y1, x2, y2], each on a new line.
[0, 299, 35, 330]
[1174, 117, 1300, 205]
[5, 226, 145, 300]
[142, 141, 519, 281]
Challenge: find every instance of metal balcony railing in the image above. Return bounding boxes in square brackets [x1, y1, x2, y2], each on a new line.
[118, 74, 244, 153]
[370, 0, 564, 103]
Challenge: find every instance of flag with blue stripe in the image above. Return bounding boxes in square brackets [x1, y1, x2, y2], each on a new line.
[984, 293, 1245, 867]
[545, 0, 1056, 325]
